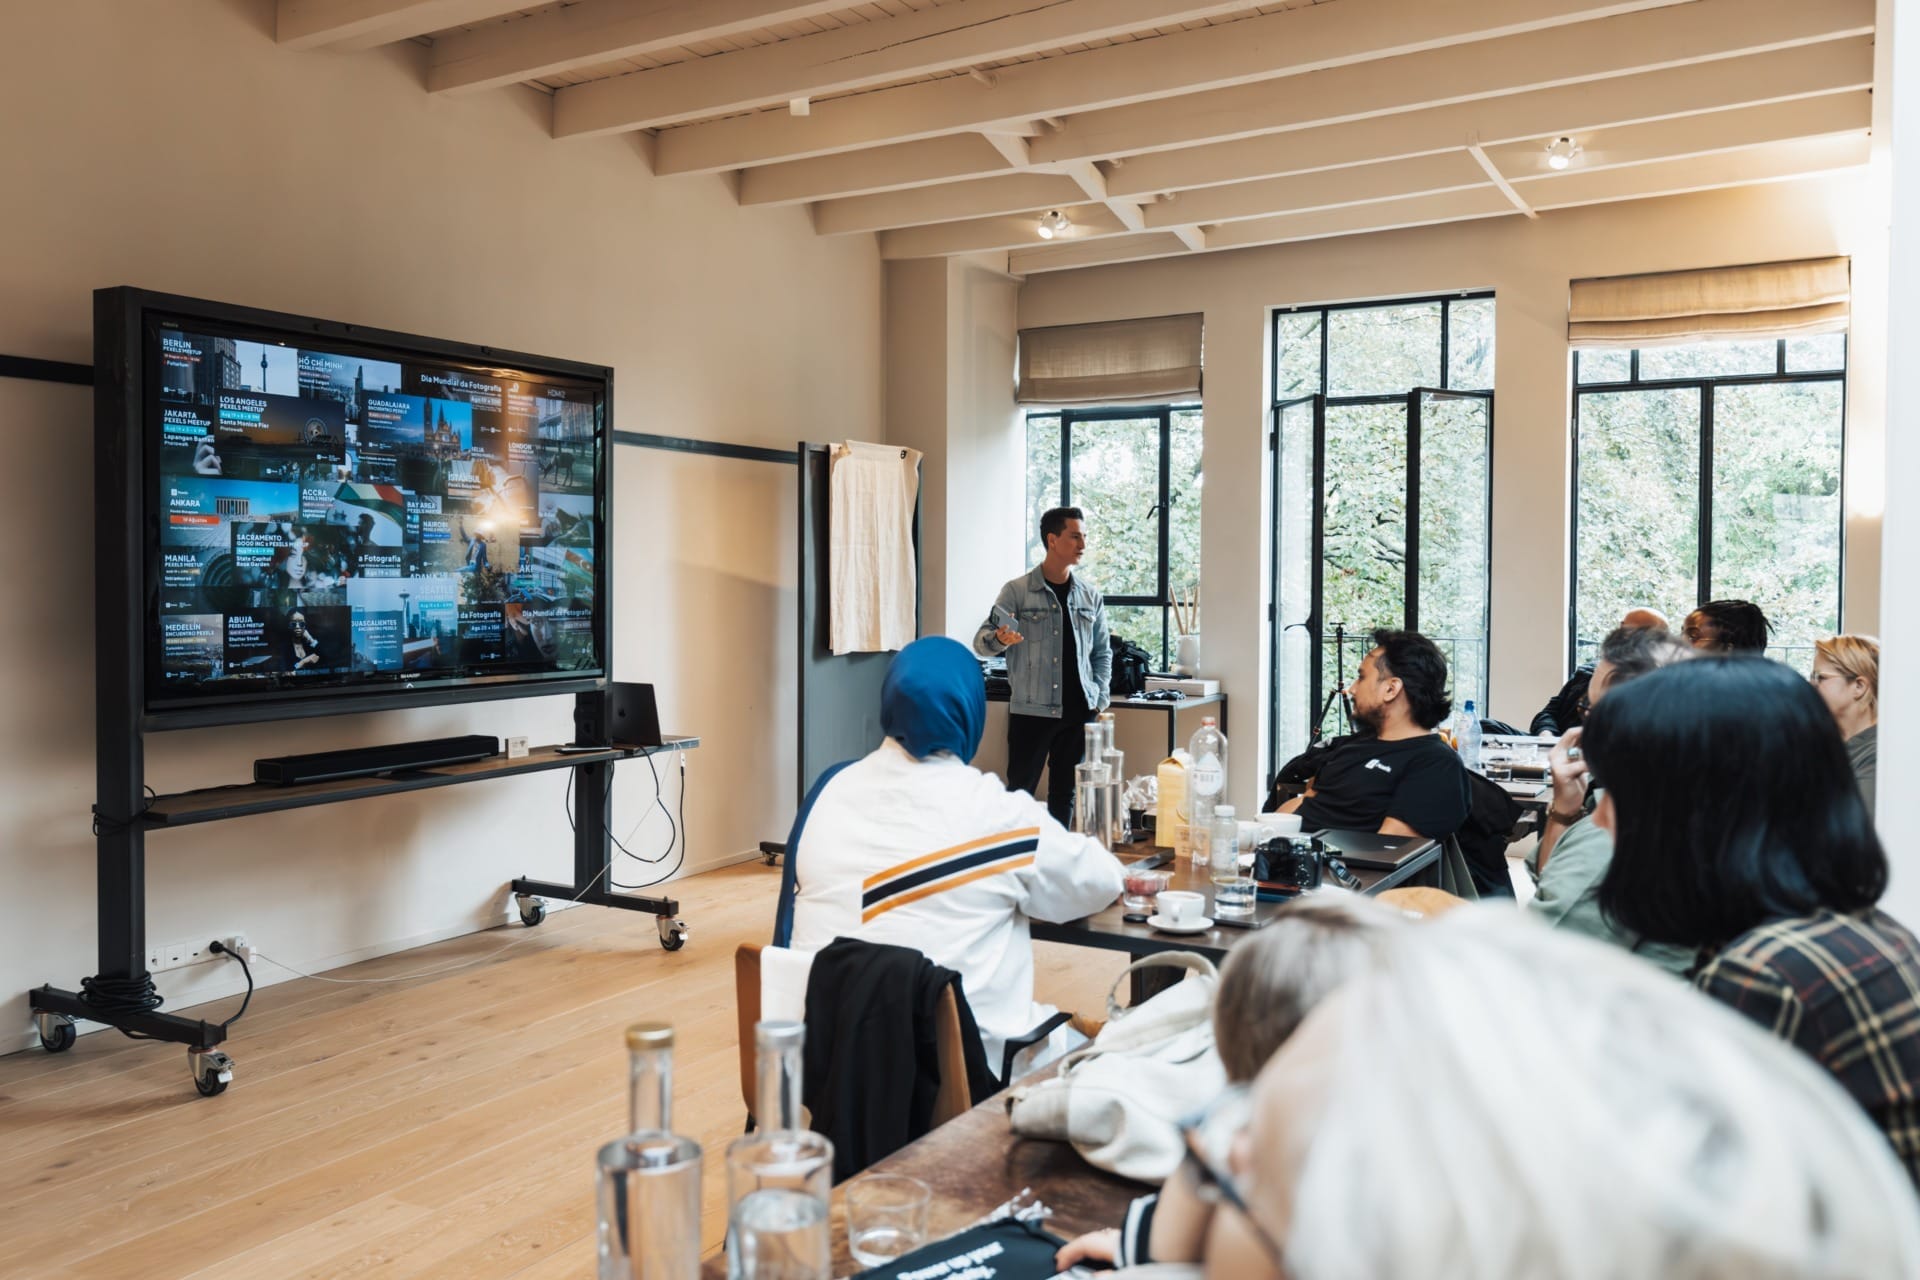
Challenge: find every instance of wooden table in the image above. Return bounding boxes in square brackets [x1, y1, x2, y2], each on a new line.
[700, 1068, 1146, 1278]
[1032, 834, 1440, 966]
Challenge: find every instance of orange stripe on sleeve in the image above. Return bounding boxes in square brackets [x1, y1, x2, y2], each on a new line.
[861, 854, 1036, 923]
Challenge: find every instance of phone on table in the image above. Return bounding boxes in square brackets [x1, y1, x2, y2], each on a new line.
[1212, 914, 1271, 930]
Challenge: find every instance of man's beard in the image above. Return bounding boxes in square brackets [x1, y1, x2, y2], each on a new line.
[1350, 700, 1384, 734]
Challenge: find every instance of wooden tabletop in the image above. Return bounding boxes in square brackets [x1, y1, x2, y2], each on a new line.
[1031, 834, 1439, 962]
[701, 1068, 1145, 1278]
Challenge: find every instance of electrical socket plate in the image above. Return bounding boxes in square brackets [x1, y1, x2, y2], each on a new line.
[146, 937, 235, 974]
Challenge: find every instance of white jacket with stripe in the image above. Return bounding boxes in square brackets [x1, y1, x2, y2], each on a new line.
[787, 738, 1126, 1069]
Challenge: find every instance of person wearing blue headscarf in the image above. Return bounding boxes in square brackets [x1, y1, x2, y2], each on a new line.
[778, 636, 1124, 1073]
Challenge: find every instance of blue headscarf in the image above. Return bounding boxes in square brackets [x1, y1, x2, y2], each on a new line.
[881, 636, 986, 761]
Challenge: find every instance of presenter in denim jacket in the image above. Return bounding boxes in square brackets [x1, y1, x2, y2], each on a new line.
[975, 507, 1110, 824]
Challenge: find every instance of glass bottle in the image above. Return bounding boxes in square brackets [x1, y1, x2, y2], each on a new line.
[1072, 759, 1112, 850]
[726, 1021, 833, 1280]
[597, 1023, 702, 1280]
[1098, 712, 1126, 845]
[1187, 717, 1227, 867]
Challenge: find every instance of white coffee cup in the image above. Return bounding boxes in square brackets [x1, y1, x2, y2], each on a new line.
[1259, 813, 1303, 838]
[1158, 890, 1205, 924]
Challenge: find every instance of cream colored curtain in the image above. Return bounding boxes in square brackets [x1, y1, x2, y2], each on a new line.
[1569, 258, 1849, 347]
[1017, 312, 1203, 405]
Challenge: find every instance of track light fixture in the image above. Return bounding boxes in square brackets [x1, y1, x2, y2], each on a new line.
[1037, 209, 1070, 240]
[1545, 136, 1581, 170]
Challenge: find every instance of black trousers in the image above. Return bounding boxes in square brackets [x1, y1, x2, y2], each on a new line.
[1007, 707, 1095, 826]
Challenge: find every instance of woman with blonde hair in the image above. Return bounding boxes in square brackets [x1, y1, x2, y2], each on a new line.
[1199, 911, 1920, 1280]
[1811, 634, 1878, 811]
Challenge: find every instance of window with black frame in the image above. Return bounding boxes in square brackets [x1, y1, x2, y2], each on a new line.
[1024, 406, 1201, 669]
[1269, 295, 1494, 771]
[1571, 334, 1846, 674]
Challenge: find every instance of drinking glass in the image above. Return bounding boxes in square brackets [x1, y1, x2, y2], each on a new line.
[845, 1174, 931, 1268]
[1484, 762, 1512, 782]
[1121, 868, 1172, 912]
[1211, 874, 1257, 918]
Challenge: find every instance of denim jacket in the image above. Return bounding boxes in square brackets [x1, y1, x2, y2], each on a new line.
[974, 567, 1110, 718]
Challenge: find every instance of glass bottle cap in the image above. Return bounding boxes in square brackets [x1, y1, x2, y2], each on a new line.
[626, 1022, 674, 1050]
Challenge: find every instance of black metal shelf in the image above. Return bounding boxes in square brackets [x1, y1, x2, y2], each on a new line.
[140, 737, 699, 828]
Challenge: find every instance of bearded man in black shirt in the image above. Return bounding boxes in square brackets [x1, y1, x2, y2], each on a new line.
[1275, 629, 1471, 839]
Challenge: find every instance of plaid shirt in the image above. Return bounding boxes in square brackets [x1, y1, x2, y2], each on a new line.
[1696, 908, 1920, 1186]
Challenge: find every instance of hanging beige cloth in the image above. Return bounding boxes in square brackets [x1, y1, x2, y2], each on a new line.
[1569, 257, 1849, 347]
[1018, 313, 1204, 405]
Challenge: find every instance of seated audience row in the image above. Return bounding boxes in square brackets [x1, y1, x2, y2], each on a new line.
[1530, 597, 1772, 735]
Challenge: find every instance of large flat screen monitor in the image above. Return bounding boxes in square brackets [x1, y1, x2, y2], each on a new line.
[96, 288, 612, 729]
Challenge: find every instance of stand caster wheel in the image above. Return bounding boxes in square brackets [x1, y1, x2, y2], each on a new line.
[34, 1012, 75, 1053]
[657, 917, 689, 952]
[189, 1047, 234, 1097]
[516, 893, 547, 927]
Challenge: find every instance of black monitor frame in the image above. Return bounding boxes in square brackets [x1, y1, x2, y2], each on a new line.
[95, 286, 613, 733]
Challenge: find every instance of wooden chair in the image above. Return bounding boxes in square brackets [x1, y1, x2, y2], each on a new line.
[734, 943, 974, 1129]
[1376, 886, 1468, 918]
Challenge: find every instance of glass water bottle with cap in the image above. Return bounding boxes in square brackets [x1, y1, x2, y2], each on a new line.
[1187, 716, 1228, 868]
[726, 1021, 833, 1280]
[597, 1023, 702, 1280]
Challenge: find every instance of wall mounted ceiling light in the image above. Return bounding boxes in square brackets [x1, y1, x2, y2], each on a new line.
[1545, 136, 1581, 170]
[1037, 209, 1070, 240]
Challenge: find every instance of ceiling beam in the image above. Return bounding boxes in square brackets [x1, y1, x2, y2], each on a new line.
[1010, 231, 1200, 274]
[1467, 141, 1538, 217]
[1062, 160, 1148, 233]
[812, 172, 1089, 236]
[1143, 151, 1490, 229]
[646, 0, 1700, 168]
[423, 1, 854, 95]
[275, 0, 529, 50]
[1171, 226, 1207, 252]
[546, 0, 1250, 131]
[1033, 0, 1872, 165]
[879, 204, 1125, 260]
[1009, 133, 1871, 273]
[727, 35, 1870, 206]
[1487, 89, 1871, 177]
[1103, 37, 1872, 196]
[738, 135, 1016, 206]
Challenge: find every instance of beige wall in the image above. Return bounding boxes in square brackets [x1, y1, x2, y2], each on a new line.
[0, 1, 880, 1050]
[1018, 174, 1883, 805]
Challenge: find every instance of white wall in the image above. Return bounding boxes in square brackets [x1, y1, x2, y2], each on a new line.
[0, 1, 879, 1051]
[1016, 175, 1884, 807]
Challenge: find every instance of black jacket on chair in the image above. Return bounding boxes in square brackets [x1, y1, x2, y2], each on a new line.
[801, 937, 999, 1181]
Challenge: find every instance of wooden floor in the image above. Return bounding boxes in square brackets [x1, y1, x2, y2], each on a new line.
[0, 861, 1130, 1280]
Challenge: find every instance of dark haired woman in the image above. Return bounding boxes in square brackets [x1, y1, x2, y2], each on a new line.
[1582, 657, 1920, 1183]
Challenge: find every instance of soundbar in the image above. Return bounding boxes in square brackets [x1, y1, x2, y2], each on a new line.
[254, 735, 501, 786]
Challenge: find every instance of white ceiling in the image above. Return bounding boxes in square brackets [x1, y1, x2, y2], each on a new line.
[277, 0, 1876, 273]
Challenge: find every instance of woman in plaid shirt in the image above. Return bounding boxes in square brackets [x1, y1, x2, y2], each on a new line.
[1583, 657, 1920, 1186]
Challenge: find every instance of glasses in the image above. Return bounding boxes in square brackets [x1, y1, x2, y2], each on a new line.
[1177, 1088, 1284, 1265]
[1809, 671, 1844, 685]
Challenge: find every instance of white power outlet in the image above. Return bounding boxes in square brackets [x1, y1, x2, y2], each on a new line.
[146, 937, 224, 974]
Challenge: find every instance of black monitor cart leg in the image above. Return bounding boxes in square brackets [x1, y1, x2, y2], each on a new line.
[29, 822, 236, 1096]
[511, 755, 689, 951]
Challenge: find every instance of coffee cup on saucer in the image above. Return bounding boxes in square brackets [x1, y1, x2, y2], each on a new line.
[1157, 890, 1204, 925]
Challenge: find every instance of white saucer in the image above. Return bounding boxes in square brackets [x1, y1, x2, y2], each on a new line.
[1147, 913, 1213, 934]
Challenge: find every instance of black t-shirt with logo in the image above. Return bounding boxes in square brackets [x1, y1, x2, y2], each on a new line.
[1296, 732, 1471, 837]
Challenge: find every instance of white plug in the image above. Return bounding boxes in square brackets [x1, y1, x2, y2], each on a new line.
[223, 933, 253, 962]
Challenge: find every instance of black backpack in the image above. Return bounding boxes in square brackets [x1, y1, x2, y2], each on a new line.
[1109, 636, 1152, 698]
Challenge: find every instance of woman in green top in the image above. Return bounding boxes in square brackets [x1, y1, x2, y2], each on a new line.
[1812, 634, 1878, 814]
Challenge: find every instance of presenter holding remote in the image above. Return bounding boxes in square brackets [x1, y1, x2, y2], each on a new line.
[975, 507, 1110, 825]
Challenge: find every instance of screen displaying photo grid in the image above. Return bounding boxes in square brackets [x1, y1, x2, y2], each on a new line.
[147, 320, 604, 700]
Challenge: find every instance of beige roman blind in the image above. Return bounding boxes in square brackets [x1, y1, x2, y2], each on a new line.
[1017, 312, 1204, 405]
[1569, 257, 1850, 347]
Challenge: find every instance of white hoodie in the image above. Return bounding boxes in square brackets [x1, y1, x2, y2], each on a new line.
[788, 738, 1125, 1070]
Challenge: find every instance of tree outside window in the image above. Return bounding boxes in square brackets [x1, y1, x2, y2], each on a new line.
[1572, 335, 1846, 672]
[1270, 295, 1494, 768]
[1022, 406, 1202, 668]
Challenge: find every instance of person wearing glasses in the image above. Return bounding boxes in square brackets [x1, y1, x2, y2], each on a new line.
[1528, 625, 1694, 975]
[1810, 634, 1879, 813]
[1052, 893, 1404, 1274]
[1583, 657, 1920, 1186]
[1186, 911, 1920, 1280]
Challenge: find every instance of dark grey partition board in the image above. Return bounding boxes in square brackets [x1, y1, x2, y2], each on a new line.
[796, 441, 921, 800]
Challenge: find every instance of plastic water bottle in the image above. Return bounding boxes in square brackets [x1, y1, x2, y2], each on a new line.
[1455, 701, 1482, 772]
[1186, 717, 1227, 868]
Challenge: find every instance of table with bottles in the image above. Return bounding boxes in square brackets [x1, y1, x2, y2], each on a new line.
[696, 1058, 1145, 1279]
